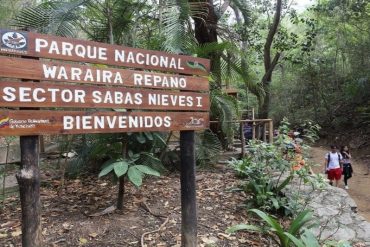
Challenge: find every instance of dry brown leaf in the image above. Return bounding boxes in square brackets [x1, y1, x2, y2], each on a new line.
[11, 229, 22, 237]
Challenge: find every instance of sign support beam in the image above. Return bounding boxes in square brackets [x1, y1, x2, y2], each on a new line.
[16, 135, 42, 247]
[180, 130, 197, 247]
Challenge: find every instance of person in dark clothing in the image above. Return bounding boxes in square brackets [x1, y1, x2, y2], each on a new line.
[341, 145, 353, 190]
[243, 122, 253, 141]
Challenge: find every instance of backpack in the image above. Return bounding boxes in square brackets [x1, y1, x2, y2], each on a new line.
[326, 152, 341, 168]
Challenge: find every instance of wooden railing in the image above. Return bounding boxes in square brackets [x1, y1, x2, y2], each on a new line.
[210, 119, 274, 157]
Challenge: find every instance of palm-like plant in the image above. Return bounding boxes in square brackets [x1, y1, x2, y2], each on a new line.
[12, 0, 87, 36]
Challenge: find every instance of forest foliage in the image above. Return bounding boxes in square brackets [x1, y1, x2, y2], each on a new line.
[2, 0, 368, 133]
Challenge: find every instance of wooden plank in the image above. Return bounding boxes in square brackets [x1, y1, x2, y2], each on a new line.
[0, 81, 210, 111]
[0, 29, 210, 76]
[0, 110, 209, 135]
[0, 56, 209, 92]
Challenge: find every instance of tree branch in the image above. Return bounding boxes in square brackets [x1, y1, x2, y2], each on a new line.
[264, 0, 282, 74]
[262, 52, 281, 84]
[220, 0, 231, 17]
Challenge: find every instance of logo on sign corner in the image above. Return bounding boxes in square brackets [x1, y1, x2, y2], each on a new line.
[185, 117, 205, 128]
[1, 30, 28, 52]
[186, 61, 207, 72]
[0, 116, 10, 128]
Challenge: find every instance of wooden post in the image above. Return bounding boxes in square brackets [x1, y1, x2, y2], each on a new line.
[240, 122, 245, 157]
[180, 130, 197, 247]
[39, 136, 45, 153]
[15, 52, 42, 246]
[263, 123, 267, 142]
[252, 109, 256, 140]
[269, 120, 274, 143]
[16, 136, 42, 247]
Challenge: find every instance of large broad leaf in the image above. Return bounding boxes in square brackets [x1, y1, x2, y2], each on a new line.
[226, 224, 262, 234]
[113, 161, 129, 177]
[127, 166, 143, 187]
[134, 165, 160, 176]
[98, 161, 115, 177]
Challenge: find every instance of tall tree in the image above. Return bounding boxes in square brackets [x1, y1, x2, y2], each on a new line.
[260, 0, 282, 119]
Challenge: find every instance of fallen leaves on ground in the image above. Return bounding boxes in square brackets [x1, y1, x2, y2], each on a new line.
[0, 168, 269, 246]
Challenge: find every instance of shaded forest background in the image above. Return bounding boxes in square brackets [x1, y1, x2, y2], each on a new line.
[0, 0, 369, 144]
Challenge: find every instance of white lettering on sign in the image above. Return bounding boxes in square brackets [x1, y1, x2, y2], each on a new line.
[35, 38, 108, 60]
[133, 73, 187, 89]
[91, 91, 142, 105]
[115, 50, 184, 70]
[33, 38, 188, 70]
[42, 64, 123, 84]
[0, 86, 205, 108]
[148, 94, 194, 107]
[63, 115, 172, 130]
[2, 86, 86, 103]
[8, 118, 50, 129]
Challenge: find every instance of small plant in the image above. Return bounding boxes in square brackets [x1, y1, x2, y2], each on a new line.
[99, 151, 160, 187]
[229, 140, 293, 213]
[227, 209, 319, 247]
[1, 136, 16, 207]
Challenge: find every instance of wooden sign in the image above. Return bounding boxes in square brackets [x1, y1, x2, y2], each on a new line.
[0, 110, 209, 136]
[0, 56, 209, 91]
[0, 29, 210, 75]
[0, 81, 209, 111]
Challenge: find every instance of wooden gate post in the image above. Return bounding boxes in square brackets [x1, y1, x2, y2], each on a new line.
[180, 130, 197, 247]
[269, 120, 274, 143]
[16, 136, 42, 247]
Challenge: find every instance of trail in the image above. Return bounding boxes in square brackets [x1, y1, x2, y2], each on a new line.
[310, 146, 370, 221]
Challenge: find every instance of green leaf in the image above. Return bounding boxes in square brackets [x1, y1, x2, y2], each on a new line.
[113, 161, 129, 177]
[226, 224, 262, 234]
[133, 165, 160, 176]
[283, 232, 305, 247]
[99, 162, 115, 177]
[249, 209, 287, 245]
[270, 197, 280, 209]
[144, 132, 154, 141]
[128, 166, 143, 187]
[288, 210, 313, 236]
[136, 133, 146, 144]
[275, 175, 292, 192]
[300, 230, 320, 247]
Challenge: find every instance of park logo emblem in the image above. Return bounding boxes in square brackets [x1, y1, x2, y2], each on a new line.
[186, 61, 207, 72]
[185, 117, 205, 128]
[1, 30, 28, 54]
[0, 116, 10, 128]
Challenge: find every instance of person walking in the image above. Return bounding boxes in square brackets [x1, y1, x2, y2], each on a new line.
[341, 146, 353, 189]
[324, 145, 343, 187]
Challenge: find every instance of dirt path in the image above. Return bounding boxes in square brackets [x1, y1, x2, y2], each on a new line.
[310, 146, 370, 221]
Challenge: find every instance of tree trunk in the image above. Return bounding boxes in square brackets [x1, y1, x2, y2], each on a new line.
[193, 0, 221, 88]
[259, 0, 282, 119]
